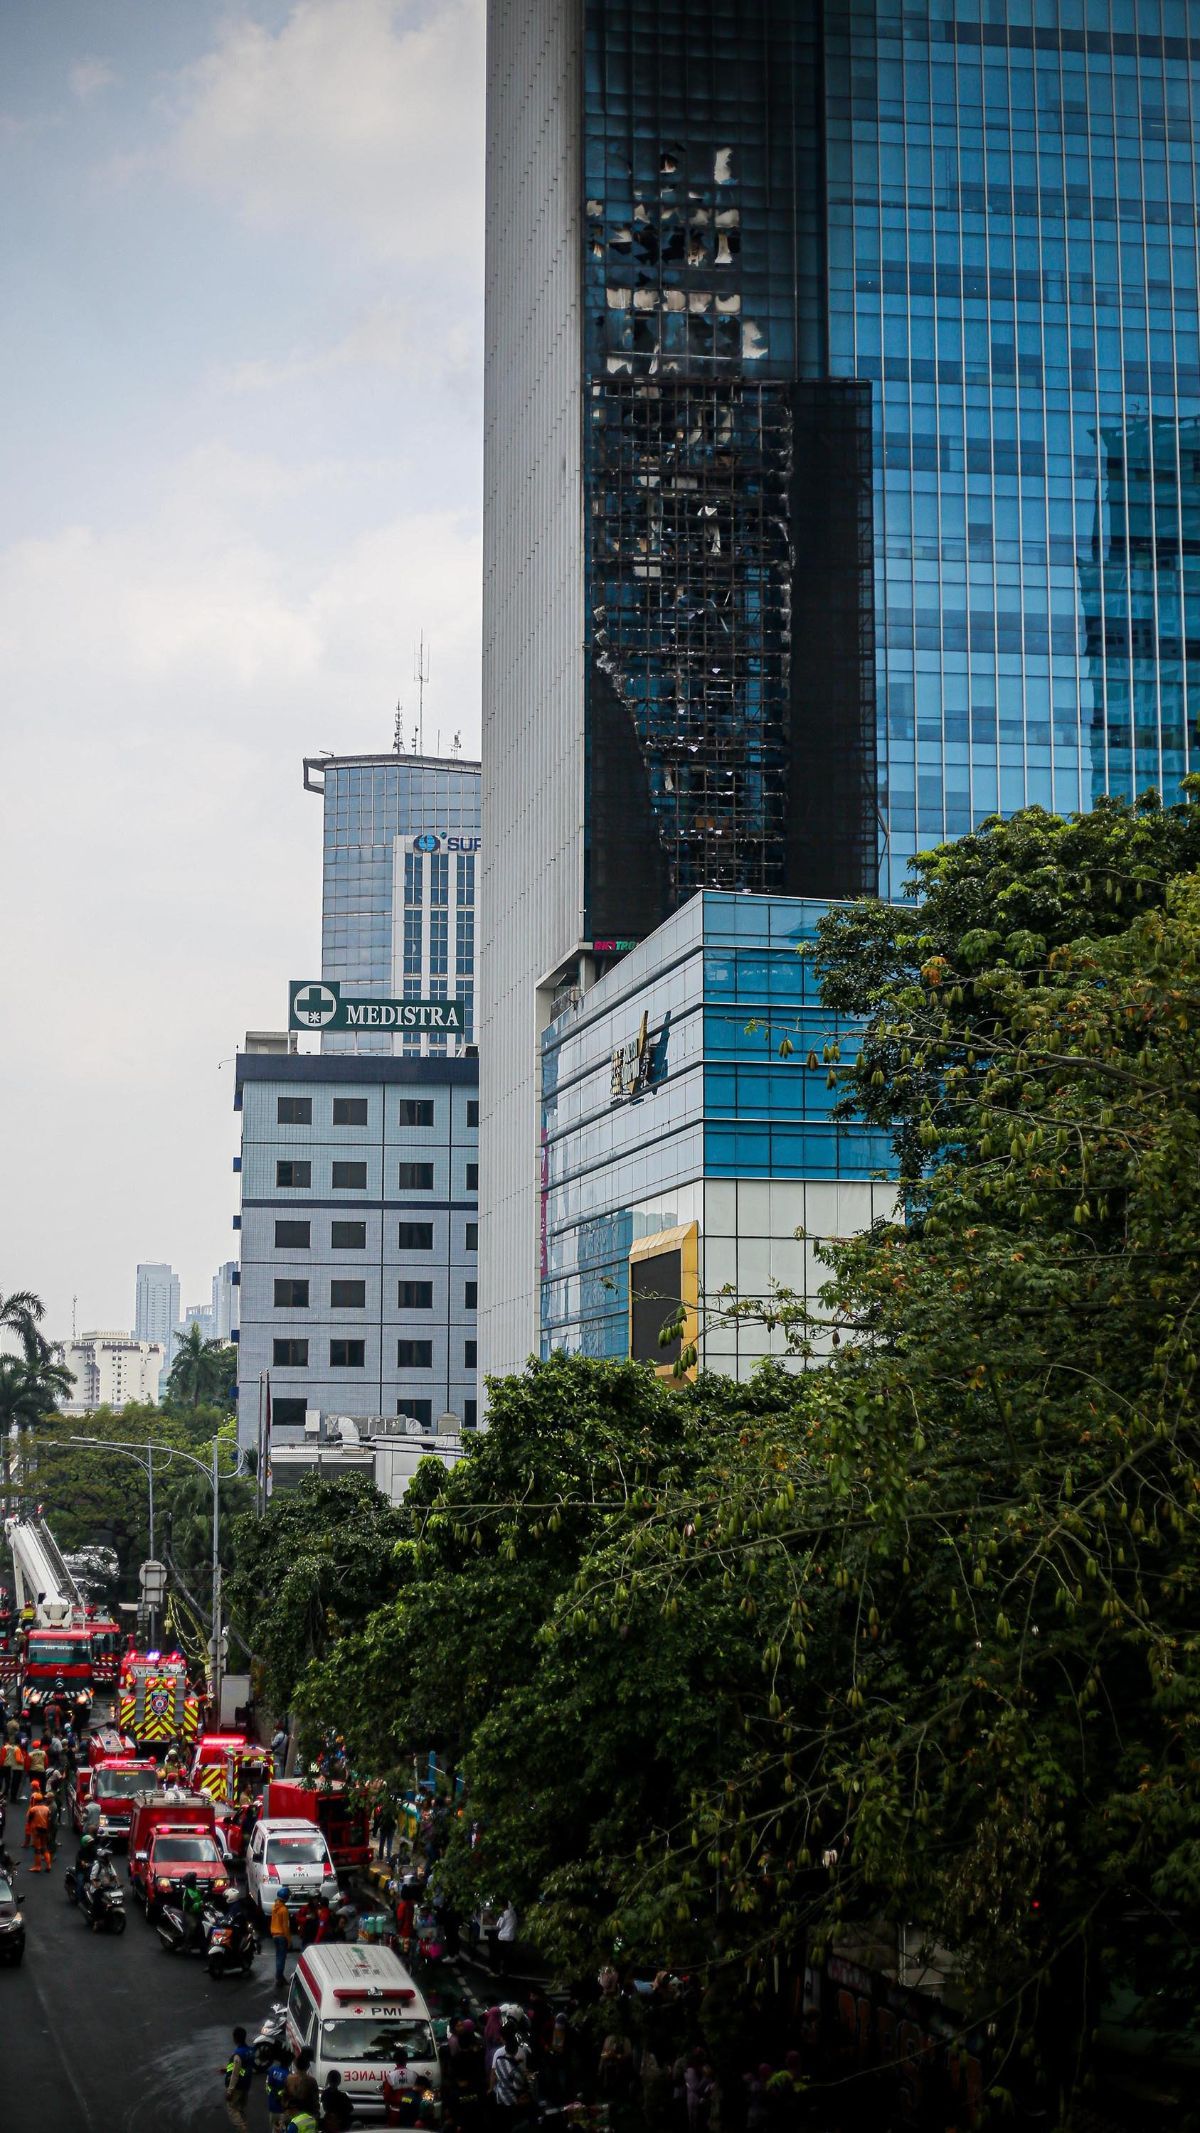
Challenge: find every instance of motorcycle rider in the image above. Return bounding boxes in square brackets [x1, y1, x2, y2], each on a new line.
[84, 1842, 119, 1917]
[73, 1827, 98, 1900]
[182, 1870, 208, 1952]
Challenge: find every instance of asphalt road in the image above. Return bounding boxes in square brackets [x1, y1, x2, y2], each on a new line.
[0, 1795, 285, 2133]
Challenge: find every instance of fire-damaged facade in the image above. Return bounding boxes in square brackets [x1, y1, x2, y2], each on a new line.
[581, 0, 877, 936]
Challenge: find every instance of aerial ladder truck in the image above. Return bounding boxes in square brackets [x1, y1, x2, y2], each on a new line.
[4, 1516, 96, 1727]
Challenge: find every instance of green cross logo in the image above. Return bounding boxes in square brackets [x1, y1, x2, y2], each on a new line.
[294, 984, 338, 1027]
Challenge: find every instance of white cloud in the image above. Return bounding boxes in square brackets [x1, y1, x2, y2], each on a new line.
[224, 302, 478, 397]
[168, 0, 485, 268]
[70, 58, 117, 102]
[0, 446, 480, 1333]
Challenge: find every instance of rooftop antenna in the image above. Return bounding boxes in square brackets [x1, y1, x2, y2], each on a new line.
[72, 1295, 77, 1341]
[394, 700, 405, 753]
[450, 730, 462, 759]
[413, 632, 430, 756]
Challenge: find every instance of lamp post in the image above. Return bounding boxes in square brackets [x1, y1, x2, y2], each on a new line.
[23, 1432, 238, 1710]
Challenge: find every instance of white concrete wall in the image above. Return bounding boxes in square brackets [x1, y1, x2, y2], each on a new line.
[479, 0, 587, 1387]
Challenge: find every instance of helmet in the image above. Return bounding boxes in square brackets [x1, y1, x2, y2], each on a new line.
[185, 1873, 198, 1888]
[277, 1885, 291, 1901]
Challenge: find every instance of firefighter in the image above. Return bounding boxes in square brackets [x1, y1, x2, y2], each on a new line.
[25, 1785, 52, 1871]
[162, 1738, 185, 1782]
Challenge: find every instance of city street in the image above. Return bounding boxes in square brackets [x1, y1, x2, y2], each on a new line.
[0, 1811, 280, 2132]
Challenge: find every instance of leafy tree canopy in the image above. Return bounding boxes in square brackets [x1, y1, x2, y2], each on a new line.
[225, 1473, 412, 1711]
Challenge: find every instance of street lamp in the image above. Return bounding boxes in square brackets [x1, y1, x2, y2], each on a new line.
[14, 1431, 238, 1711]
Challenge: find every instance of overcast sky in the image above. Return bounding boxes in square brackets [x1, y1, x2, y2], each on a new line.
[1, 0, 485, 1342]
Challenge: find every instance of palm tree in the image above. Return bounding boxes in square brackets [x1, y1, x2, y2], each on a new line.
[0, 1289, 51, 1367]
[0, 1353, 74, 1430]
[167, 1323, 236, 1410]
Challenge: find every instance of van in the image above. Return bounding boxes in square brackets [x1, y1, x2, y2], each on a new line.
[246, 1815, 339, 1921]
[285, 1943, 442, 2118]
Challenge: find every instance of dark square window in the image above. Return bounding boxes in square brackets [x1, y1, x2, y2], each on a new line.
[277, 1096, 312, 1125]
[332, 1161, 367, 1190]
[398, 1281, 433, 1309]
[399, 1099, 434, 1127]
[272, 1398, 307, 1427]
[331, 1221, 367, 1249]
[274, 1279, 309, 1308]
[330, 1339, 365, 1368]
[398, 1163, 434, 1191]
[396, 1339, 433, 1369]
[397, 1222, 434, 1250]
[466, 1163, 479, 1192]
[465, 1281, 477, 1310]
[274, 1220, 310, 1249]
[272, 1338, 308, 1367]
[398, 1399, 432, 1426]
[467, 1099, 479, 1128]
[465, 1222, 478, 1251]
[331, 1280, 366, 1308]
[276, 1160, 311, 1189]
[464, 1339, 477, 1368]
[333, 1098, 368, 1126]
[463, 1400, 477, 1430]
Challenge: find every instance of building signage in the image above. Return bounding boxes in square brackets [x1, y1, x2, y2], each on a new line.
[610, 1010, 654, 1101]
[289, 980, 466, 1034]
[408, 833, 481, 854]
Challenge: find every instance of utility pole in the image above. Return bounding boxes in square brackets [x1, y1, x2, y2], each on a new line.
[209, 1433, 223, 1716]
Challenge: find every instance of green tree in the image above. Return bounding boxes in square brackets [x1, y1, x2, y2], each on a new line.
[0, 1287, 56, 1365]
[167, 1323, 236, 1411]
[814, 789, 1200, 1177]
[225, 1473, 411, 1711]
[0, 1353, 74, 1431]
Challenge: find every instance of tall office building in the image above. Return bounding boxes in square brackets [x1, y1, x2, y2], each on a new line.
[305, 751, 481, 1056]
[481, 0, 1200, 1378]
[212, 1260, 239, 1344]
[134, 1263, 180, 1355]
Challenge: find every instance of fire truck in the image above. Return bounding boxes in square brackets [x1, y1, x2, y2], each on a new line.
[72, 1725, 158, 1843]
[83, 1607, 123, 1688]
[117, 1648, 203, 1750]
[4, 1517, 96, 1726]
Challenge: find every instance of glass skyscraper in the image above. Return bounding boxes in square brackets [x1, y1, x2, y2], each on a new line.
[305, 751, 481, 1055]
[481, 0, 1200, 1380]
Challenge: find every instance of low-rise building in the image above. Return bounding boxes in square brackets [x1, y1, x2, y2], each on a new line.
[540, 892, 897, 1377]
[234, 1051, 479, 1451]
[266, 1409, 464, 1502]
[62, 1332, 166, 1413]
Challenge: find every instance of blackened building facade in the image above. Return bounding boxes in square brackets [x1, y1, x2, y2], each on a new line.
[481, 0, 1200, 1380]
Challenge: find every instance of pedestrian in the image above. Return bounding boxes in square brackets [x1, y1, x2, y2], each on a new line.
[377, 1799, 396, 1865]
[223, 2025, 255, 2132]
[26, 1737, 47, 1789]
[320, 2069, 356, 2130]
[271, 1721, 289, 1775]
[495, 1900, 518, 1976]
[265, 2046, 292, 2133]
[382, 2046, 413, 2127]
[684, 2051, 715, 2133]
[1, 1736, 23, 1803]
[489, 2023, 534, 2132]
[483, 2007, 505, 2080]
[271, 1884, 293, 1986]
[285, 2048, 322, 2120]
[394, 1887, 415, 1951]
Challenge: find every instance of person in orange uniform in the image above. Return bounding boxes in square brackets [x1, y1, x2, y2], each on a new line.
[25, 1785, 52, 1870]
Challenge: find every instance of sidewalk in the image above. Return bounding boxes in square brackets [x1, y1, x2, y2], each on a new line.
[356, 1856, 553, 1995]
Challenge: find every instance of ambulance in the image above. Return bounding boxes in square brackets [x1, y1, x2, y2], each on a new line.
[284, 1944, 442, 2119]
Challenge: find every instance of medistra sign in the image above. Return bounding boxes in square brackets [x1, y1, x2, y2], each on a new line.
[289, 980, 466, 1034]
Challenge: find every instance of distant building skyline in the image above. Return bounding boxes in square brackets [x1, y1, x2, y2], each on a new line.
[134, 1263, 179, 1353]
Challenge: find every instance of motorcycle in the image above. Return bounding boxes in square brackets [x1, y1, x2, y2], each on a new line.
[206, 1912, 259, 1980]
[156, 1898, 221, 1957]
[253, 2002, 289, 2070]
[64, 1870, 126, 1933]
